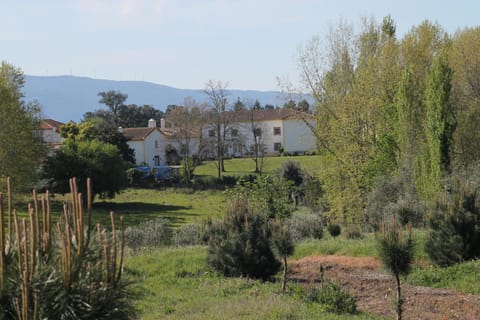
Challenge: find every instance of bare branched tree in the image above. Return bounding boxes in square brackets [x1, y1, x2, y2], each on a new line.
[168, 97, 204, 181]
[204, 80, 231, 179]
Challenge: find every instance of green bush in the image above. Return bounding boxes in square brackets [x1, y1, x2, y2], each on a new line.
[172, 222, 205, 247]
[288, 211, 325, 241]
[425, 193, 480, 267]
[327, 224, 341, 238]
[423, 167, 480, 267]
[377, 217, 414, 320]
[0, 178, 135, 320]
[302, 282, 357, 314]
[344, 226, 363, 239]
[124, 218, 171, 251]
[280, 160, 304, 187]
[206, 196, 281, 280]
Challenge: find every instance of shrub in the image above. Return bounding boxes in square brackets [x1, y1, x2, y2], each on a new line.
[206, 196, 281, 280]
[172, 223, 205, 247]
[344, 226, 363, 239]
[302, 282, 357, 314]
[280, 160, 304, 187]
[327, 224, 341, 238]
[287, 211, 325, 241]
[124, 218, 171, 251]
[0, 177, 135, 320]
[126, 167, 147, 187]
[272, 222, 295, 293]
[377, 216, 414, 320]
[366, 175, 423, 230]
[425, 193, 480, 267]
[300, 175, 325, 210]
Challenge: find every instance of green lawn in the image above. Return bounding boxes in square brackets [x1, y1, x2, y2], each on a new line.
[90, 188, 226, 227]
[125, 246, 383, 320]
[195, 155, 324, 177]
[10, 188, 226, 228]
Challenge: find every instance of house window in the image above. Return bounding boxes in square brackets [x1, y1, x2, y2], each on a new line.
[273, 127, 281, 136]
[231, 128, 238, 136]
[155, 140, 159, 148]
[274, 142, 282, 152]
[208, 129, 215, 137]
[254, 128, 262, 136]
[154, 155, 160, 166]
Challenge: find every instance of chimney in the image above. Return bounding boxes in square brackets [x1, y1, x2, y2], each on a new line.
[148, 118, 157, 128]
[160, 118, 165, 129]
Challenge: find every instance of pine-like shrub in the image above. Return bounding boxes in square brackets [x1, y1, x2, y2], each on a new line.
[0, 177, 136, 320]
[272, 222, 295, 293]
[206, 196, 280, 280]
[377, 216, 414, 320]
[327, 224, 341, 238]
[425, 192, 480, 267]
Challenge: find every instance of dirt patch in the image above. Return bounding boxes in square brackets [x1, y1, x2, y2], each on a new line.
[290, 255, 480, 320]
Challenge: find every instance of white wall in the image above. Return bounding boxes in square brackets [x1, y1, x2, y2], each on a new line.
[128, 129, 201, 166]
[201, 118, 316, 157]
[41, 128, 63, 145]
[283, 119, 316, 153]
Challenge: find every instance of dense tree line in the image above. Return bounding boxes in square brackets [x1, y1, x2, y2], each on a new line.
[298, 17, 480, 225]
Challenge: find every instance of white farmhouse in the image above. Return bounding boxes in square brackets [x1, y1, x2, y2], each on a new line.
[202, 109, 317, 158]
[39, 119, 65, 148]
[122, 119, 199, 166]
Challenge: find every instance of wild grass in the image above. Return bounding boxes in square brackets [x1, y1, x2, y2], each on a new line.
[408, 260, 480, 295]
[291, 229, 428, 262]
[125, 246, 382, 320]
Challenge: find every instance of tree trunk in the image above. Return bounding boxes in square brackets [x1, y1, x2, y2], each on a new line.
[395, 273, 403, 320]
[281, 255, 287, 294]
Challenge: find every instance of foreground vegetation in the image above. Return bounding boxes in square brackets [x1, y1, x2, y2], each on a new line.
[125, 237, 480, 319]
[125, 246, 380, 320]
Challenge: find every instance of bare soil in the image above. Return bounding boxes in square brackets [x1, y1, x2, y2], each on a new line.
[290, 255, 480, 320]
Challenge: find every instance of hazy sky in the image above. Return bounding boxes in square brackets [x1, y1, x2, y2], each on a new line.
[1, 0, 479, 91]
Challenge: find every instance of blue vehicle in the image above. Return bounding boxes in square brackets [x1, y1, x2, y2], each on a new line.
[134, 165, 173, 180]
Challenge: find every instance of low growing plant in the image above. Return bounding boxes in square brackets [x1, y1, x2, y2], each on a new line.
[287, 210, 324, 241]
[0, 177, 135, 320]
[124, 218, 171, 251]
[172, 222, 205, 247]
[302, 282, 357, 314]
[206, 195, 281, 280]
[344, 226, 363, 239]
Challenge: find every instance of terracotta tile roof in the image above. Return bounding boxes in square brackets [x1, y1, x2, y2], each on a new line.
[40, 119, 65, 132]
[122, 127, 157, 141]
[228, 109, 315, 122]
[122, 127, 176, 141]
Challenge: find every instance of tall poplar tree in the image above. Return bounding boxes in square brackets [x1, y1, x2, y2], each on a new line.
[421, 54, 455, 199]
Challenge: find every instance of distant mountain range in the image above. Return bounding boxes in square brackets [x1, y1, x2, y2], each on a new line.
[23, 75, 285, 123]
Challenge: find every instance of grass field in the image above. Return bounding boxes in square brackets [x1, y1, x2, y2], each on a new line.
[194, 155, 324, 177]
[92, 188, 226, 227]
[125, 246, 383, 320]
